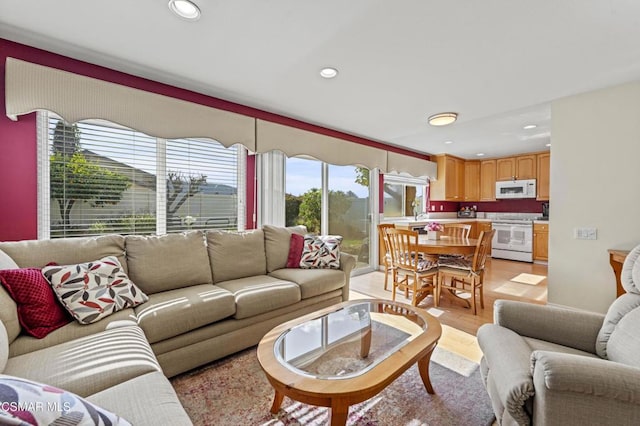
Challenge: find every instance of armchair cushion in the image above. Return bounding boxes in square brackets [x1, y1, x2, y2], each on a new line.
[596, 292, 640, 358]
[494, 300, 604, 353]
[606, 304, 640, 368]
[477, 324, 535, 425]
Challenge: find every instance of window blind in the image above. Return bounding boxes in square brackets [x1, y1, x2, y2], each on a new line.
[43, 114, 240, 237]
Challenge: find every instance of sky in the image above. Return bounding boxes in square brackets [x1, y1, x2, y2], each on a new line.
[285, 157, 369, 198]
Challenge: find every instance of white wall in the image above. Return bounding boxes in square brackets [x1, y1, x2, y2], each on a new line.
[549, 80, 640, 313]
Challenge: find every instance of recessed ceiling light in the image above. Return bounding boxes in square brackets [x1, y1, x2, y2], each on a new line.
[545, 143, 551, 147]
[476, 153, 485, 157]
[523, 124, 537, 130]
[168, 0, 201, 21]
[320, 67, 339, 79]
[428, 112, 458, 126]
[444, 140, 454, 145]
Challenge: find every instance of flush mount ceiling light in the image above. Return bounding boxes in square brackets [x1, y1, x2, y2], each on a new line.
[428, 112, 458, 126]
[476, 153, 485, 157]
[523, 124, 537, 130]
[168, 0, 201, 21]
[444, 140, 454, 145]
[319, 67, 339, 79]
[545, 143, 551, 147]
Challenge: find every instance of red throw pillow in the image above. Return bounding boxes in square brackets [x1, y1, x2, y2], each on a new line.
[0, 268, 72, 338]
[286, 233, 305, 268]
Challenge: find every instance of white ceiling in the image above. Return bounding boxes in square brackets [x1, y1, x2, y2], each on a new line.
[1, 0, 640, 159]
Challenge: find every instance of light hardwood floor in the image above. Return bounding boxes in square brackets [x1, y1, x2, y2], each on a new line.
[349, 259, 548, 362]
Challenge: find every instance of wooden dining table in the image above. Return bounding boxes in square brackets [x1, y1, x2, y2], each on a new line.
[416, 235, 478, 257]
[415, 235, 478, 308]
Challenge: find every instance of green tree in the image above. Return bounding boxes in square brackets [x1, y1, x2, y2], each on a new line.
[355, 167, 369, 187]
[50, 152, 131, 227]
[298, 188, 322, 233]
[285, 193, 302, 227]
[50, 120, 131, 228]
[297, 189, 354, 234]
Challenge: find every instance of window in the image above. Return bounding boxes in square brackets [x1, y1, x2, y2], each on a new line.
[382, 175, 427, 218]
[39, 113, 244, 238]
[284, 157, 373, 270]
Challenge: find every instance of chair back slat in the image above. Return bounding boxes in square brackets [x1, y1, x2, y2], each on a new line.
[377, 223, 396, 256]
[386, 228, 419, 272]
[472, 229, 496, 272]
[443, 223, 472, 239]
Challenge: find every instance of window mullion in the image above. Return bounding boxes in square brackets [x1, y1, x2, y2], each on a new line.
[321, 162, 329, 236]
[156, 138, 167, 235]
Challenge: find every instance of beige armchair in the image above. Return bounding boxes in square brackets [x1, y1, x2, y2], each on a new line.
[477, 244, 640, 425]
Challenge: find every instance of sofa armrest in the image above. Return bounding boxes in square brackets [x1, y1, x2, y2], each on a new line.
[494, 300, 604, 353]
[339, 253, 357, 301]
[532, 351, 640, 424]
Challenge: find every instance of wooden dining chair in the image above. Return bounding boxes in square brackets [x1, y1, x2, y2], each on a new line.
[377, 223, 396, 291]
[443, 223, 472, 239]
[435, 229, 495, 315]
[386, 228, 439, 307]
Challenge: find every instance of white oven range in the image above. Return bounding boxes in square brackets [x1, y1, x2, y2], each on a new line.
[491, 219, 533, 262]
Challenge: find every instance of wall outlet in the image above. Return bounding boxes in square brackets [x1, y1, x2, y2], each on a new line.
[440, 205, 444, 211]
[574, 227, 597, 240]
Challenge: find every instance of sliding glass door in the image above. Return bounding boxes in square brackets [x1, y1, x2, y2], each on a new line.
[285, 157, 373, 272]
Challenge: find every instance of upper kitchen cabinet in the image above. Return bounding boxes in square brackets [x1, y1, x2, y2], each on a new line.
[480, 160, 496, 201]
[430, 154, 465, 201]
[496, 155, 536, 181]
[464, 161, 480, 202]
[537, 152, 550, 200]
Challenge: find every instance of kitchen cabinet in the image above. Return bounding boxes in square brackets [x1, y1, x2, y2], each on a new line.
[533, 223, 549, 261]
[496, 155, 536, 181]
[464, 161, 480, 201]
[479, 160, 496, 201]
[536, 153, 550, 200]
[430, 155, 464, 201]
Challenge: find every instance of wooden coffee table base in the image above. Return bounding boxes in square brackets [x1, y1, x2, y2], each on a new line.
[258, 300, 442, 426]
[267, 348, 437, 425]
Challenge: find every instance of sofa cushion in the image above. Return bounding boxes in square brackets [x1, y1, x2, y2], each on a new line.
[268, 268, 345, 299]
[216, 275, 301, 319]
[0, 250, 21, 345]
[125, 231, 212, 294]
[9, 308, 136, 358]
[300, 235, 342, 269]
[4, 325, 161, 397]
[0, 374, 131, 425]
[43, 256, 148, 325]
[135, 284, 236, 344]
[207, 229, 267, 283]
[263, 225, 307, 273]
[0, 234, 127, 273]
[0, 268, 72, 338]
[87, 372, 192, 426]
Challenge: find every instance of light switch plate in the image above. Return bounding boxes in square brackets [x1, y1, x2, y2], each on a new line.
[574, 227, 597, 240]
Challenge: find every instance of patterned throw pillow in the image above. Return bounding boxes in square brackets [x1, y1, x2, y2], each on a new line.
[300, 235, 342, 269]
[0, 268, 72, 338]
[42, 256, 148, 325]
[0, 375, 131, 425]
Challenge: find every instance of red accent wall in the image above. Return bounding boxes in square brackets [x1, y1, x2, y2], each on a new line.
[460, 200, 547, 214]
[0, 38, 427, 241]
[245, 154, 257, 229]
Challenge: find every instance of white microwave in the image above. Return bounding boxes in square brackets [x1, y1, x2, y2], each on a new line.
[495, 179, 536, 199]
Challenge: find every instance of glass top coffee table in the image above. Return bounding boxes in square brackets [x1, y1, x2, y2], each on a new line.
[257, 299, 442, 426]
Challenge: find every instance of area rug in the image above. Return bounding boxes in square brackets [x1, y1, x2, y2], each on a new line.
[510, 273, 546, 286]
[171, 346, 495, 426]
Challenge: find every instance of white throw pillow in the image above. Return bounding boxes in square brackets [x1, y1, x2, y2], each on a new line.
[42, 256, 148, 325]
[300, 235, 342, 269]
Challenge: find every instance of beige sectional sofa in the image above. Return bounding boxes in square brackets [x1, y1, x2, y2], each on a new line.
[0, 225, 356, 425]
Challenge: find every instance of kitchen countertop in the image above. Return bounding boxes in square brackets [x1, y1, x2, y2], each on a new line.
[383, 217, 548, 228]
